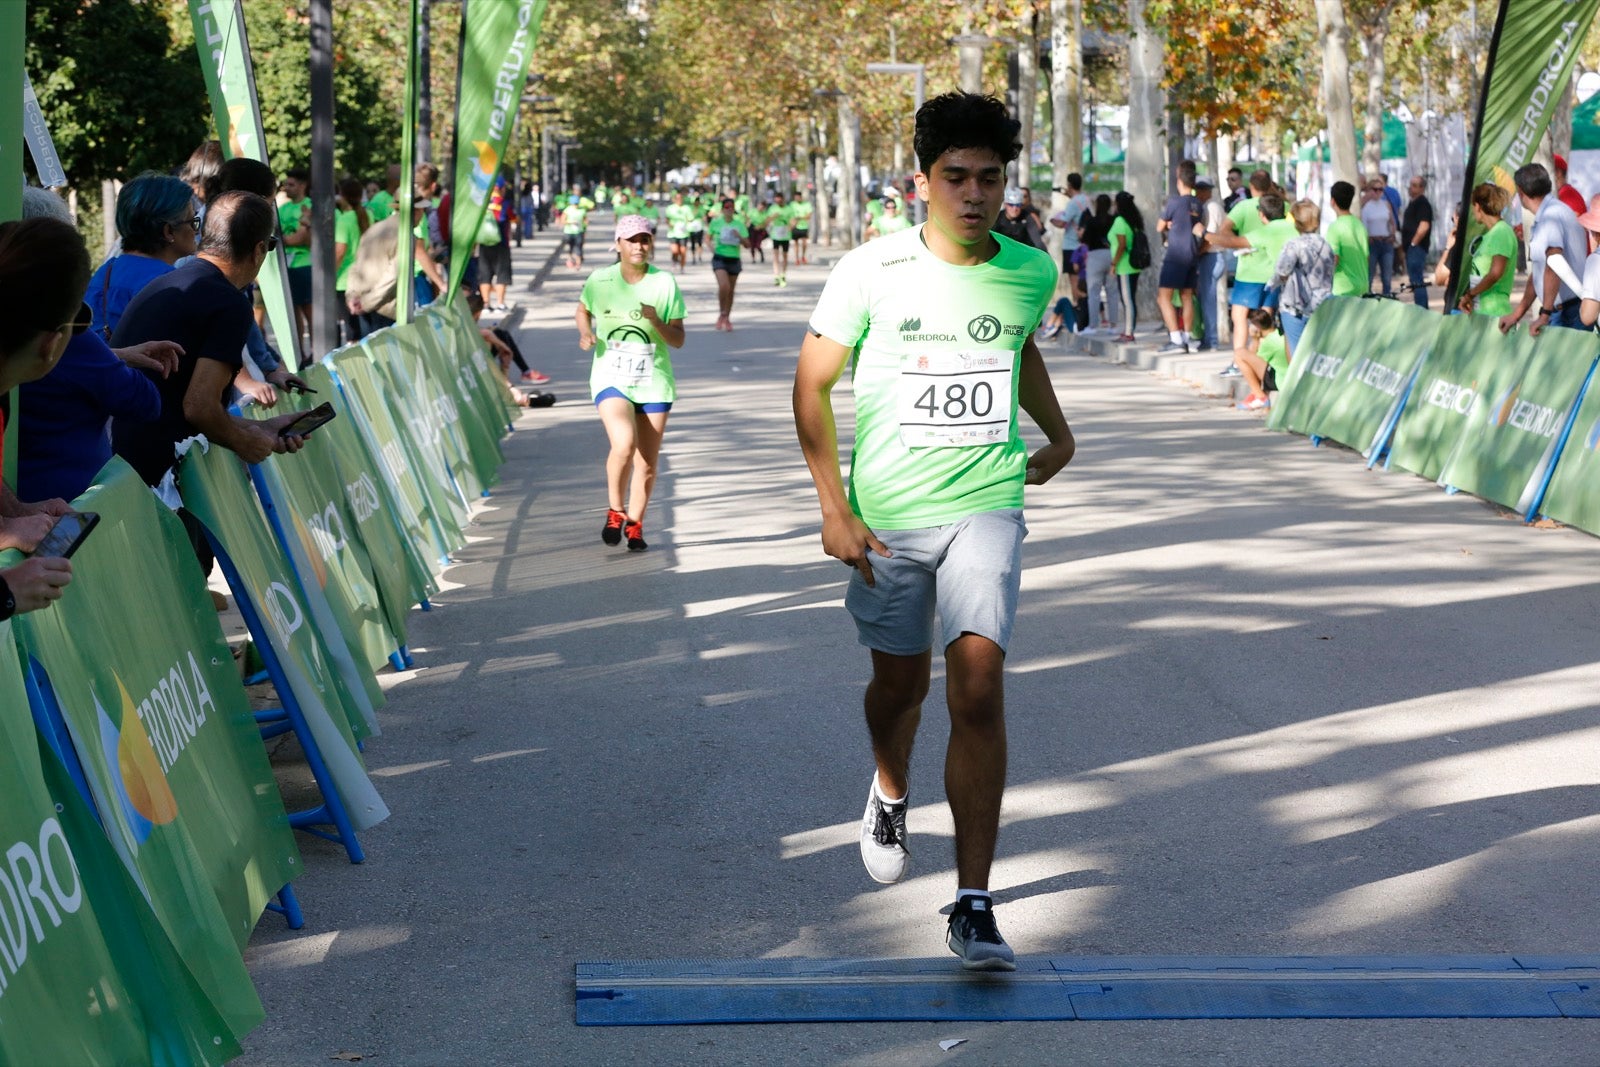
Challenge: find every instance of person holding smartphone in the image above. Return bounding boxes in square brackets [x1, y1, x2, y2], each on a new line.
[0, 217, 91, 619]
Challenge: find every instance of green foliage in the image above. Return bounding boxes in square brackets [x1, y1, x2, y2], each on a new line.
[24, 0, 207, 184]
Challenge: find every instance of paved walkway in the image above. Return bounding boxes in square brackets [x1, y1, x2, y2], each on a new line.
[239, 225, 1600, 1065]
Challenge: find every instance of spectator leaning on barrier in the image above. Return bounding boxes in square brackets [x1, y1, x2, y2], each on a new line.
[0, 217, 91, 620]
[15, 188, 169, 504]
[110, 191, 311, 516]
[1270, 200, 1334, 361]
[1500, 163, 1589, 336]
[86, 173, 199, 338]
[1457, 183, 1517, 319]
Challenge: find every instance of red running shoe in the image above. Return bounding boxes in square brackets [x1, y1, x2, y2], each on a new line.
[602, 508, 626, 546]
[624, 519, 647, 551]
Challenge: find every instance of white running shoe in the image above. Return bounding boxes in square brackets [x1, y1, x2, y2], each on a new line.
[859, 776, 909, 884]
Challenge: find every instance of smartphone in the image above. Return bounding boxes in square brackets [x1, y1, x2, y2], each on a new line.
[33, 512, 99, 559]
[280, 402, 336, 437]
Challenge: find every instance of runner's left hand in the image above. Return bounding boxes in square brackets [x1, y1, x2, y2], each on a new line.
[1025, 439, 1076, 485]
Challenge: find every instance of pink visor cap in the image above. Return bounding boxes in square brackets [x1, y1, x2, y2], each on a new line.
[615, 214, 654, 241]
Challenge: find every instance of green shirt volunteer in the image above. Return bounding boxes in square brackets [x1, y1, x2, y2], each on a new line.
[1469, 220, 1518, 318]
[334, 208, 361, 290]
[1326, 213, 1370, 297]
[1244, 217, 1297, 286]
[367, 189, 394, 223]
[1108, 215, 1139, 275]
[279, 197, 312, 269]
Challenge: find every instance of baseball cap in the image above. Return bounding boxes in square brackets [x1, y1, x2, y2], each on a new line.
[614, 214, 653, 241]
[1554, 153, 1569, 173]
[1003, 187, 1024, 206]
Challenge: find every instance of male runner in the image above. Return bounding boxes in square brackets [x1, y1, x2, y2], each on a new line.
[767, 191, 794, 286]
[664, 191, 694, 272]
[793, 91, 1075, 971]
[791, 189, 815, 264]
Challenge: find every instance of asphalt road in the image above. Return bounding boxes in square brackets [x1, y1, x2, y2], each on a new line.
[238, 227, 1600, 1066]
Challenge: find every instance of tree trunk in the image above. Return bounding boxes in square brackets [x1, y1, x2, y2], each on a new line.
[1016, 7, 1039, 190]
[101, 179, 118, 256]
[838, 94, 862, 249]
[1359, 17, 1389, 177]
[1048, 0, 1083, 266]
[1125, 0, 1165, 326]
[1316, 0, 1359, 184]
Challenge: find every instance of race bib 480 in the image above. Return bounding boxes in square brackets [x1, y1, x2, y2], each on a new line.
[897, 350, 1013, 448]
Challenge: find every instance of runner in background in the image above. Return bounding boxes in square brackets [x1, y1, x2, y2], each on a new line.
[710, 198, 749, 332]
[867, 196, 911, 240]
[767, 191, 794, 287]
[576, 215, 686, 553]
[665, 191, 694, 272]
[791, 188, 815, 264]
[562, 194, 590, 271]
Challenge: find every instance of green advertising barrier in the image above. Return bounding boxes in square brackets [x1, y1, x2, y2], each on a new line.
[9, 460, 296, 1041]
[1266, 297, 1360, 436]
[386, 324, 488, 500]
[298, 361, 425, 636]
[0, 626, 242, 1065]
[328, 349, 456, 580]
[241, 402, 400, 678]
[1437, 327, 1600, 511]
[360, 329, 474, 533]
[415, 308, 505, 489]
[420, 302, 509, 445]
[1537, 363, 1600, 534]
[177, 441, 389, 827]
[1388, 315, 1507, 482]
[440, 295, 522, 424]
[1298, 300, 1440, 456]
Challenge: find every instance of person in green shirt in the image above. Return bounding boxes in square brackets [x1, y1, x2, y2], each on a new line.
[1106, 191, 1145, 341]
[576, 214, 686, 553]
[278, 167, 313, 344]
[793, 90, 1076, 973]
[791, 189, 815, 264]
[561, 198, 590, 270]
[334, 178, 369, 341]
[664, 191, 695, 272]
[709, 198, 749, 330]
[765, 191, 795, 286]
[1210, 169, 1274, 370]
[1208, 187, 1296, 366]
[867, 196, 911, 240]
[1235, 307, 1284, 410]
[1325, 180, 1368, 299]
[366, 164, 399, 223]
[1458, 182, 1517, 318]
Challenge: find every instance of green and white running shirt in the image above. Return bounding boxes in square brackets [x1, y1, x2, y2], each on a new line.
[711, 216, 748, 258]
[582, 263, 687, 405]
[809, 225, 1056, 529]
[665, 202, 695, 239]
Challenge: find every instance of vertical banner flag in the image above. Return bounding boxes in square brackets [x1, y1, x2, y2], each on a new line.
[397, 0, 420, 325]
[21, 73, 67, 189]
[448, 0, 548, 292]
[186, 0, 304, 369]
[1447, 0, 1600, 305]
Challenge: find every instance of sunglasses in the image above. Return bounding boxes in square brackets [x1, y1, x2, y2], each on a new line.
[174, 214, 201, 234]
[262, 233, 280, 253]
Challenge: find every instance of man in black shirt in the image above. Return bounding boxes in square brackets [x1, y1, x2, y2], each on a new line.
[1400, 175, 1434, 309]
[111, 191, 308, 488]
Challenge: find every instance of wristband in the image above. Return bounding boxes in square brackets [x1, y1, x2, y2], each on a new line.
[1539, 307, 1554, 316]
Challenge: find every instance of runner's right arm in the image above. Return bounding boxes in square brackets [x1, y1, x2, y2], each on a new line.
[793, 330, 890, 586]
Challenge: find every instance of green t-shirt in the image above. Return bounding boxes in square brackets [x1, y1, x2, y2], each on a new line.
[665, 203, 695, 239]
[1257, 329, 1289, 381]
[766, 205, 793, 241]
[873, 213, 911, 238]
[595, 184, 610, 204]
[865, 199, 885, 222]
[1108, 215, 1139, 275]
[1326, 212, 1370, 297]
[366, 190, 394, 223]
[791, 201, 815, 230]
[413, 217, 428, 276]
[808, 225, 1057, 529]
[279, 198, 311, 269]
[1470, 220, 1518, 318]
[734, 194, 751, 216]
[334, 208, 361, 290]
[1242, 217, 1297, 285]
[581, 263, 687, 405]
[562, 204, 589, 234]
[711, 216, 749, 258]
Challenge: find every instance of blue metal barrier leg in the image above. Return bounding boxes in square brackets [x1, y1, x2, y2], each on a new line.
[420, 598, 433, 612]
[388, 650, 406, 672]
[209, 536, 366, 864]
[399, 645, 414, 668]
[265, 883, 305, 929]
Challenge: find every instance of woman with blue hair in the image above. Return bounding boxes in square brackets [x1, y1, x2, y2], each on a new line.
[85, 173, 199, 336]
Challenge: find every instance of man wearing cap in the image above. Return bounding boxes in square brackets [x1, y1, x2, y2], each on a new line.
[1554, 155, 1587, 219]
[992, 187, 1045, 250]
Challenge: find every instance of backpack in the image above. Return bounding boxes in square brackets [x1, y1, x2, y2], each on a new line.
[1129, 228, 1153, 271]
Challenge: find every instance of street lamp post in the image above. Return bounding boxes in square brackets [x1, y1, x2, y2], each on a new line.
[865, 61, 926, 224]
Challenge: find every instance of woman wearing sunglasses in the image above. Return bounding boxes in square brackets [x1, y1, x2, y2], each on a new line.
[86, 173, 200, 338]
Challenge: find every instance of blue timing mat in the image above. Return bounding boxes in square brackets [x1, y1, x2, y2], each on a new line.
[574, 955, 1600, 1026]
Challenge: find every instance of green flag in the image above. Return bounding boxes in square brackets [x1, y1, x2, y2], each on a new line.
[9, 459, 295, 1041]
[1437, 328, 1599, 510]
[186, 0, 302, 369]
[1446, 0, 1600, 305]
[0, 625, 241, 1066]
[448, 0, 548, 292]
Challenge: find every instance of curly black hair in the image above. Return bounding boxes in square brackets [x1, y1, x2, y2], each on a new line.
[914, 92, 1021, 174]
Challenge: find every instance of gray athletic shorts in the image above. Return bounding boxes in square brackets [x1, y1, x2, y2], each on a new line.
[845, 508, 1026, 657]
